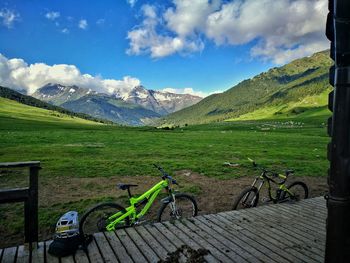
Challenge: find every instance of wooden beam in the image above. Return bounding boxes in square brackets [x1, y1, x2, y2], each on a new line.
[0, 188, 29, 203]
[0, 161, 40, 168]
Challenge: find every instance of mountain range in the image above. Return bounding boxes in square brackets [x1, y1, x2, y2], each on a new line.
[32, 84, 202, 125]
[1, 50, 332, 127]
[160, 50, 332, 126]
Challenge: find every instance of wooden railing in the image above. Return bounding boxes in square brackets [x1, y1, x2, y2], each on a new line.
[0, 161, 41, 245]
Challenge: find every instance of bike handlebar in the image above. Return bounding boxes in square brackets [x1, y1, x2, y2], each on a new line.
[248, 158, 293, 178]
[153, 164, 178, 185]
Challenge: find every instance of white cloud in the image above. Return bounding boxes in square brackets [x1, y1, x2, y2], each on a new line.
[206, 0, 328, 64]
[45, 11, 60, 21]
[127, 5, 204, 58]
[162, 87, 221, 98]
[61, 28, 69, 34]
[96, 18, 105, 26]
[0, 53, 142, 96]
[127, 0, 328, 64]
[78, 19, 88, 30]
[127, 0, 137, 7]
[0, 8, 20, 28]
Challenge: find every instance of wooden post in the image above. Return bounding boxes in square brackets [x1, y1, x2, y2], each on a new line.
[0, 161, 41, 249]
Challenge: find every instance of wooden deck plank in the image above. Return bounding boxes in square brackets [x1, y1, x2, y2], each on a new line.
[154, 222, 218, 263]
[219, 210, 319, 263]
[134, 226, 170, 260]
[104, 231, 133, 263]
[297, 198, 326, 212]
[125, 227, 159, 262]
[15, 245, 30, 263]
[275, 204, 326, 224]
[241, 202, 325, 231]
[60, 255, 75, 263]
[44, 241, 59, 263]
[173, 219, 248, 262]
[250, 205, 326, 244]
[94, 232, 119, 263]
[278, 200, 327, 218]
[215, 212, 310, 263]
[286, 203, 327, 221]
[266, 204, 326, 235]
[85, 238, 104, 263]
[116, 229, 148, 263]
[204, 214, 292, 263]
[191, 217, 261, 263]
[142, 225, 177, 252]
[197, 215, 277, 263]
[1, 246, 17, 263]
[249, 205, 325, 239]
[31, 242, 45, 263]
[236, 207, 325, 250]
[163, 221, 224, 262]
[232, 208, 324, 262]
[242, 209, 323, 249]
[74, 249, 90, 263]
[144, 225, 188, 263]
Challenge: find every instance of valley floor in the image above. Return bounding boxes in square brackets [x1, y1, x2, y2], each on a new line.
[0, 109, 330, 247]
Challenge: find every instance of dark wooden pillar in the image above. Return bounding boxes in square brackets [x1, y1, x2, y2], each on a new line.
[325, 0, 350, 262]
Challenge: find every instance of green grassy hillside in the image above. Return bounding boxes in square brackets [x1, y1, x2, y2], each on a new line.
[0, 97, 102, 126]
[0, 86, 112, 124]
[161, 50, 332, 126]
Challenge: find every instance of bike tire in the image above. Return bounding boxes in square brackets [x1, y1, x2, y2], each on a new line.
[79, 202, 129, 238]
[157, 193, 198, 222]
[282, 181, 309, 201]
[232, 187, 259, 210]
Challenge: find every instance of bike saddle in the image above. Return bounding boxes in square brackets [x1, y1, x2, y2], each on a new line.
[117, 183, 138, 190]
[285, 169, 294, 175]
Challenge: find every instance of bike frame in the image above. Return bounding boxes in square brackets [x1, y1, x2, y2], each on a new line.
[248, 172, 293, 205]
[105, 179, 170, 231]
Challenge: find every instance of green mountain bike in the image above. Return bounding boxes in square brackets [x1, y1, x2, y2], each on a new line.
[232, 159, 308, 210]
[79, 164, 198, 238]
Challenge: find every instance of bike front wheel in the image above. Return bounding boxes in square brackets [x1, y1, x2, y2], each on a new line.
[282, 181, 309, 201]
[157, 193, 198, 222]
[79, 202, 129, 238]
[232, 187, 259, 210]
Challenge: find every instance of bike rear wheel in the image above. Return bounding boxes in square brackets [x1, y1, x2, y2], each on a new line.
[282, 181, 309, 201]
[157, 193, 198, 222]
[232, 187, 259, 210]
[79, 203, 129, 238]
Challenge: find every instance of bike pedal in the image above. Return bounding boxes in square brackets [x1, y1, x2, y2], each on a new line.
[134, 220, 149, 226]
[262, 198, 271, 204]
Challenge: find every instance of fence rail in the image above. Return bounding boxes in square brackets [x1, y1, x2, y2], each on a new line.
[0, 161, 41, 244]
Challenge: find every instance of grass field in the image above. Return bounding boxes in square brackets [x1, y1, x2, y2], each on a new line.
[0, 97, 330, 246]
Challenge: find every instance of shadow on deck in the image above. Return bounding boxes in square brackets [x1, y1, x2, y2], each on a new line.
[0, 197, 326, 263]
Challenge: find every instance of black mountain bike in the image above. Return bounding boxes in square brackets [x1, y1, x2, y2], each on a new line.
[233, 159, 309, 210]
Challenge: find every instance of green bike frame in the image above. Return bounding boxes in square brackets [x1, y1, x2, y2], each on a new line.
[251, 173, 294, 203]
[105, 179, 169, 231]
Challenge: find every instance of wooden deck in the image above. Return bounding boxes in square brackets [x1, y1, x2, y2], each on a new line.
[0, 197, 326, 263]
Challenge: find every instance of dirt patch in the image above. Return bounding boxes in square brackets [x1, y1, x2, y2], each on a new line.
[1, 171, 328, 248]
[39, 170, 327, 215]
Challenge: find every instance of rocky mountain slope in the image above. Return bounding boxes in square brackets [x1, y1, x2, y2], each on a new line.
[32, 83, 201, 125]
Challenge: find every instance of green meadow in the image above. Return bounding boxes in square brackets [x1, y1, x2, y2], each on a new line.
[0, 97, 330, 246]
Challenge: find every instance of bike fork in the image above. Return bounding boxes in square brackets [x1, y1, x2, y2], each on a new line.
[249, 181, 264, 206]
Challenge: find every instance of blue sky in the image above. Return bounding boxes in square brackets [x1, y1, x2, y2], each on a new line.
[0, 0, 328, 96]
